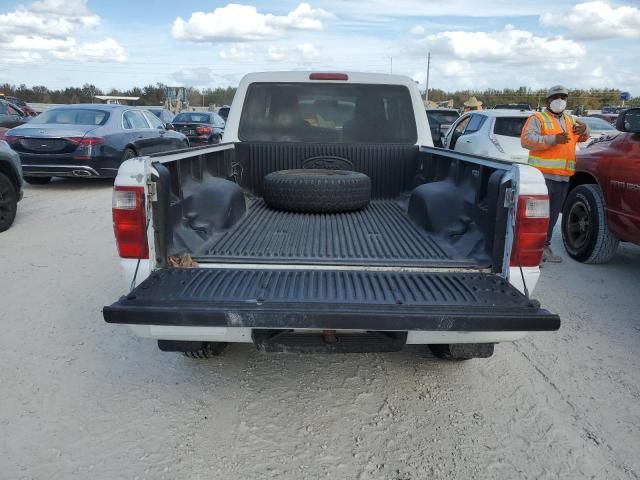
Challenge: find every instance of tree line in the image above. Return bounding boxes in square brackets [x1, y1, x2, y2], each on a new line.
[0, 82, 637, 110]
[425, 86, 638, 110]
[0, 83, 237, 107]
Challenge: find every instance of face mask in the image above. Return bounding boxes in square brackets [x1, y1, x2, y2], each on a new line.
[549, 98, 567, 114]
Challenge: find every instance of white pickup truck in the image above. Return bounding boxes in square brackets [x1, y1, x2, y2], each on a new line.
[103, 71, 558, 360]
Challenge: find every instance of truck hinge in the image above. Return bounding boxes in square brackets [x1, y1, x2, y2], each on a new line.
[146, 181, 158, 202]
[504, 187, 516, 208]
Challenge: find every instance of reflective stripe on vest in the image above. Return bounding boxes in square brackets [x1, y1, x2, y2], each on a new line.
[527, 110, 577, 177]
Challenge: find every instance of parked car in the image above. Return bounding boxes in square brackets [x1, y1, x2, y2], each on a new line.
[172, 111, 225, 145]
[442, 109, 531, 163]
[217, 105, 230, 122]
[0, 99, 30, 130]
[4, 104, 188, 184]
[147, 108, 174, 125]
[103, 71, 559, 361]
[425, 108, 459, 147]
[0, 139, 23, 231]
[589, 113, 618, 125]
[562, 107, 640, 263]
[491, 104, 532, 111]
[576, 116, 619, 149]
[0, 94, 37, 116]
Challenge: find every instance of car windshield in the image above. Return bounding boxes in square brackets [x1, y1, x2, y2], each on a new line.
[580, 117, 616, 131]
[173, 113, 211, 123]
[32, 108, 109, 125]
[239, 82, 417, 143]
[493, 117, 528, 137]
[148, 109, 162, 118]
[427, 111, 459, 126]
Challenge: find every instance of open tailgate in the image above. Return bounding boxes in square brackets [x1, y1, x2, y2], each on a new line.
[104, 268, 559, 331]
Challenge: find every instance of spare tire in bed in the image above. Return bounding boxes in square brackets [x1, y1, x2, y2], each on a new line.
[263, 169, 371, 213]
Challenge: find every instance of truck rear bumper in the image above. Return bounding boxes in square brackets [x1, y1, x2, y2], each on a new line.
[104, 267, 560, 332]
[127, 324, 528, 344]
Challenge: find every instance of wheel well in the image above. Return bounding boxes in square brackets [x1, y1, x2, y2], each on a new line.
[0, 162, 20, 192]
[569, 171, 598, 192]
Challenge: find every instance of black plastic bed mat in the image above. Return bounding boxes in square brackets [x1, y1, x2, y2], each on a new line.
[103, 268, 560, 331]
[192, 199, 479, 267]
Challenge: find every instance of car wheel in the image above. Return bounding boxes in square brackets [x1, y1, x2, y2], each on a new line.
[428, 343, 495, 360]
[122, 148, 137, 162]
[0, 172, 18, 232]
[562, 184, 619, 263]
[23, 176, 52, 185]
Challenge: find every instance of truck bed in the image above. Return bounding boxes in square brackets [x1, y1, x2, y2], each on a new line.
[191, 197, 475, 267]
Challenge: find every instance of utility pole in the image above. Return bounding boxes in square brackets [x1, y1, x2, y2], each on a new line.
[390, 56, 393, 74]
[425, 52, 431, 104]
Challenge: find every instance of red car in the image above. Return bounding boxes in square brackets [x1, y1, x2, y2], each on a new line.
[562, 108, 640, 263]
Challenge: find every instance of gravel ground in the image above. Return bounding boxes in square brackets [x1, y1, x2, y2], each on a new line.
[1, 179, 639, 480]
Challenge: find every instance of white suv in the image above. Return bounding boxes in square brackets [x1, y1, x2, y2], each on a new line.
[442, 109, 533, 164]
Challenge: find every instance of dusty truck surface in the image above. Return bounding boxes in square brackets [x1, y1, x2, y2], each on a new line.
[103, 72, 559, 360]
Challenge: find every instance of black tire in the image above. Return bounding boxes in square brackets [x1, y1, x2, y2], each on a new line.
[183, 342, 228, 359]
[562, 184, 619, 263]
[23, 176, 51, 185]
[122, 147, 137, 162]
[0, 172, 18, 232]
[429, 343, 495, 360]
[263, 169, 371, 213]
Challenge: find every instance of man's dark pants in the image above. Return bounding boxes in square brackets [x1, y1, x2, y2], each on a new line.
[545, 178, 570, 246]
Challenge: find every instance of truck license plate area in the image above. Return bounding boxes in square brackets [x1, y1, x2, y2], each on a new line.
[252, 330, 408, 353]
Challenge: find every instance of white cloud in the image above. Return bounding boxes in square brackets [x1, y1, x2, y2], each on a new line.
[172, 3, 333, 42]
[412, 28, 585, 69]
[0, 0, 126, 63]
[297, 43, 320, 61]
[410, 25, 425, 36]
[541, 1, 640, 39]
[219, 44, 255, 60]
[267, 45, 287, 61]
[0, 0, 99, 39]
[52, 38, 127, 62]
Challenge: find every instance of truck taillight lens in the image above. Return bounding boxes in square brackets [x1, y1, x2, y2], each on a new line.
[112, 186, 149, 259]
[510, 195, 549, 267]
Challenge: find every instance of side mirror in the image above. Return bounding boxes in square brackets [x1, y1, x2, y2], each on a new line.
[616, 108, 640, 133]
[165, 123, 175, 130]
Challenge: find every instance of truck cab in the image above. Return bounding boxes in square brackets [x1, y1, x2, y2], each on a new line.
[562, 107, 640, 263]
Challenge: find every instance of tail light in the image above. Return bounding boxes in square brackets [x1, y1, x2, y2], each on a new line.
[309, 73, 349, 81]
[65, 137, 105, 146]
[112, 186, 149, 259]
[195, 126, 212, 135]
[510, 195, 549, 267]
[4, 135, 22, 144]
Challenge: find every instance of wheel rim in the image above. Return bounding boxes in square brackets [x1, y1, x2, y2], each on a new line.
[566, 199, 592, 250]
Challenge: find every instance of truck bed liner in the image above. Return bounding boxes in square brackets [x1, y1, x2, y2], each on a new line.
[103, 268, 560, 331]
[194, 199, 477, 267]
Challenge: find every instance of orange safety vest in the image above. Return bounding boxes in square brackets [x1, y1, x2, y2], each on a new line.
[527, 110, 578, 177]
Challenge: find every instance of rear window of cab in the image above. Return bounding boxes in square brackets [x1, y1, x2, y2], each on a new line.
[239, 82, 417, 143]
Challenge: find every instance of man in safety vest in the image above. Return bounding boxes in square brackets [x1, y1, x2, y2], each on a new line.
[521, 85, 589, 263]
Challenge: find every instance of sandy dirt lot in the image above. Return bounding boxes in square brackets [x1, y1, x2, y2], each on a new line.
[1, 179, 639, 480]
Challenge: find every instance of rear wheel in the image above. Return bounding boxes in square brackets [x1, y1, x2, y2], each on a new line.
[0, 172, 18, 232]
[157, 340, 228, 358]
[122, 148, 137, 162]
[23, 176, 51, 185]
[429, 343, 495, 360]
[562, 184, 619, 263]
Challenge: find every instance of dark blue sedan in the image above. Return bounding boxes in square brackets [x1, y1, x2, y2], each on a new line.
[172, 111, 225, 145]
[4, 104, 188, 184]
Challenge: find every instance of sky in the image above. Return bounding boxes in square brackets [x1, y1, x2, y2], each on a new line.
[0, 0, 638, 93]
